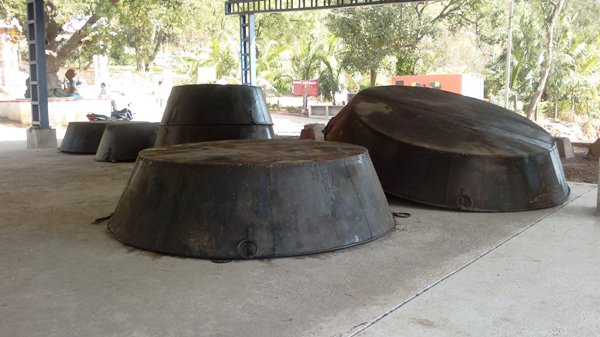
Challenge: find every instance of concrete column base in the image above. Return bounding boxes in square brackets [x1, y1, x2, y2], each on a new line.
[26, 128, 57, 149]
[555, 137, 575, 159]
[597, 157, 600, 216]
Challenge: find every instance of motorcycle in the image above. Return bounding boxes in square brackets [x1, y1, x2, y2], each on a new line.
[87, 102, 133, 122]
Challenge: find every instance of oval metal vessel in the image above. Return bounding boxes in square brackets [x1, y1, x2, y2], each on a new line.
[95, 122, 160, 162]
[58, 121, 110, 154]
[108, 139, 395, 259]
[155, 84, 275, 146]
[324, 86, 570, 212]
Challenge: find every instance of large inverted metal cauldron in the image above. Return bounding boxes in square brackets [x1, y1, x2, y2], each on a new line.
[155, 84, 275, 146]
[59, 121, 110, 154]
[324, 86, 570, 212]
[95, 122, 159, 162]
[108, 139, 395, 259]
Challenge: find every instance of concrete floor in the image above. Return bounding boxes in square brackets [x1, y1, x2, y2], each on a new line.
[1, 141, 599, 337]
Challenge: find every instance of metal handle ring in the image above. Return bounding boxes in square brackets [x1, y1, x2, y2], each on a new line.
[392, 212, 411, 218]
[456, 194, 473, 210]
[237, 239, 259, 259]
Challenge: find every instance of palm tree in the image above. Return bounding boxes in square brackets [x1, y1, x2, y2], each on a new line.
[290, 39, 323, 114]
[318, 37, 345, 105]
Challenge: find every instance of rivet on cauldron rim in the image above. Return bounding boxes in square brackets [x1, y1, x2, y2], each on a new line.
[456, 193, 473, 210]
[237, 239, 259, 259]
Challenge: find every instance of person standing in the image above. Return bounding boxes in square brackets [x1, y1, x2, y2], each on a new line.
[155, 80, 164, 108]
[64, 69, 81, 98]
[98, 82, 109, 98]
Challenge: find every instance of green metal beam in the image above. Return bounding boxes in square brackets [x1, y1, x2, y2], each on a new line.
[225, 0, 427, 15]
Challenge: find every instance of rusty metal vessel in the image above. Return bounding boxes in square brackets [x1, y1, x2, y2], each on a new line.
[58, 121, 110, 154]
[155, 84, 275, 146]
[324, 86, 569, 212]
[95, 122, 159, 162]
[108, 139, 395, 259]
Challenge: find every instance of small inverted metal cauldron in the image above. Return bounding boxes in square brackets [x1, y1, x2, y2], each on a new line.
[324, 86, 570, 212]
[155, 84, 275, 146]
[59, 121, 111, 154]
[108, 139, 395, 259]
[95, 122, 159, 162]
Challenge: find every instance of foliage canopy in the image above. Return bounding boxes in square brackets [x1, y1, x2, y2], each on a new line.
[1, 0, 598, 118]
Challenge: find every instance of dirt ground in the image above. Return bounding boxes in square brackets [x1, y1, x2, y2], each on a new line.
[561, 145, 598, 183]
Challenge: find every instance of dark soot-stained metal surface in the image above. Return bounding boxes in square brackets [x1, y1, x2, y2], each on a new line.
[155, 84, 275, 146]
[94, 122, 159, 162]
[324, 86, 569, 212]
[108, 139, 395, 259]
[58, 121, 111, 154]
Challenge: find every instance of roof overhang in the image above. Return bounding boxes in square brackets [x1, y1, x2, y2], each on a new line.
[225, 0, 431, 15]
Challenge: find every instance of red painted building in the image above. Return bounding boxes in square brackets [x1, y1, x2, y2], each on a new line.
[391, 74, 484, 99]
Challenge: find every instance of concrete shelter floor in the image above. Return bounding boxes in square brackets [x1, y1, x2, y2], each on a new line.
[1, 142, 599, 337]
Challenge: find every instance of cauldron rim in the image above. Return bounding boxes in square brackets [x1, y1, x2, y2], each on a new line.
[346, 86, 555, 157]
[346, 113, 560, 160]
[172, 83, 263, 90]
[141, 139, 369, 166]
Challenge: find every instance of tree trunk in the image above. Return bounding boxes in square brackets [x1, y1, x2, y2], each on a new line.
[44, 11, 101, 96]
[34, 1, 119, 96]
[525, 0, 565, 120]
[302, 88, 308, 115]
[571, 95, 575, 122]
[145, 30, 164, 72]
[370, 68, 377, 87]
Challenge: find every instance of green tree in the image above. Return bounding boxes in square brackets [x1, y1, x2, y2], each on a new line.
[0, 0, 27, 21]
[291, 38, 324, 113]
[326, 1, 479, 86]
[164, 0, 239, 81]
[43, 0, 118, 93]
[525, 0, 565, 119]
[318, 36, 345, 104]
[255, 12, 322, 95]
[255, 40, 290, 94]
[110, 0, 201, 72]
[4, 0, 208, 94]
[544, 0, 600, 119]
[483, 0, 599, 120]
[327, 6, 408, 86]
[485, 5, 544, 112]
[254, 13, 330, 112]
[204, 37, 238, 80]
[4, 0, 122, 93]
